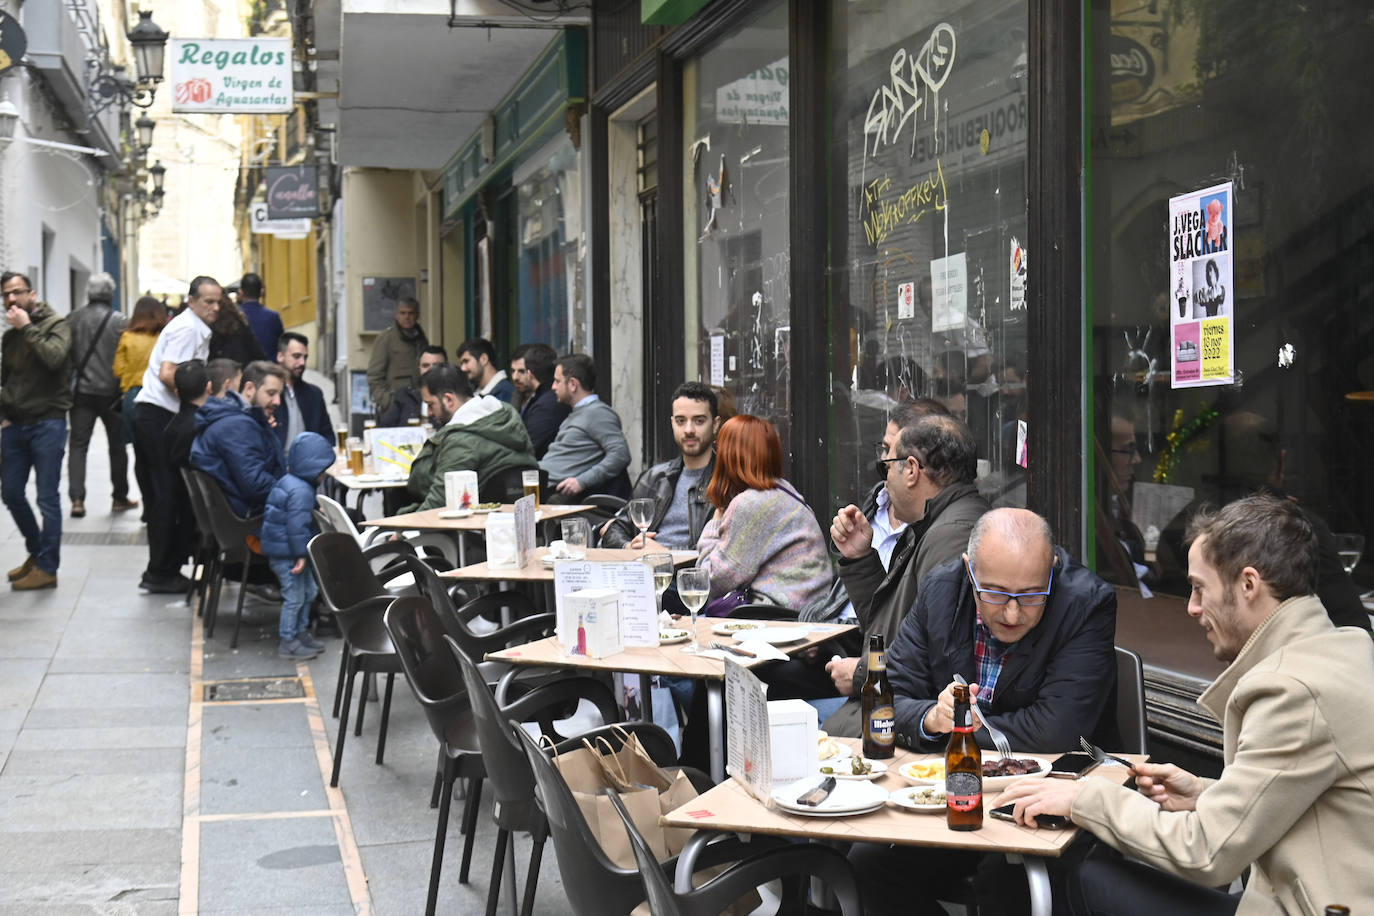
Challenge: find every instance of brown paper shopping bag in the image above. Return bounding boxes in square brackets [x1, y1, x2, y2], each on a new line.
[589, 728, 698, 857]
[549, 739, 669, 868]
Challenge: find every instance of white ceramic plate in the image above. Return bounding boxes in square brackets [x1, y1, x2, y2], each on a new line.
[816, 735, 851, 764]
[897, 759, 946, 785]
[711, 620, 766, 636]
[771, 778, 889, 817]
[980, 754, 1052, 790]
[540, 553, 587, 567]
[819, 758, 888, 780]
[658, 628, 690, 645]
[437, 509, 472, 519]
[750, 626, 810, 645]
[888, 785, 947, 813]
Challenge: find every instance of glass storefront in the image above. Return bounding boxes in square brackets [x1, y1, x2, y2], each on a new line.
[1088, 0, 1374, 608]
[826, 0, 1031, 509]
[681, 2, 792, 456]
[515, 133, 586, 354]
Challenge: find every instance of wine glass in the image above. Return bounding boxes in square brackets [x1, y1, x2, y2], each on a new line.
[628, 498, 656, 552]
[642, 552, 674, 616]
[1333, 533, 1364, 575]
[676, 566, 710, 654]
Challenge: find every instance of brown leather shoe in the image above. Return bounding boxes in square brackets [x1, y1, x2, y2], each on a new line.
[112, 497, 138, 512]
[70, 500, 86, 518]
[12, 567, 57, 590]
[7, 555, 35, 582]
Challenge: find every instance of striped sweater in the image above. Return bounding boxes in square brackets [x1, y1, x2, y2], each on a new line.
[696, 482, 832, 610]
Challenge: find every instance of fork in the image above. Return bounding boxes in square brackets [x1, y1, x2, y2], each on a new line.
[953, 674, 1012, 757]
[1079, 736, 1137, 773]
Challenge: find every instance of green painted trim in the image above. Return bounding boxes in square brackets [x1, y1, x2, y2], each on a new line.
[1082, 0, 1097, 571]
[441, 29, 586, 219]
[642, 0, 711, 26]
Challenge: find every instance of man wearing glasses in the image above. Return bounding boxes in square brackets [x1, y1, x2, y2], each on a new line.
[852, 507, 1117, 916]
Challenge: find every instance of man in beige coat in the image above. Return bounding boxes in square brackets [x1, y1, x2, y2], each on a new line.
[999, 494, 1374, 915]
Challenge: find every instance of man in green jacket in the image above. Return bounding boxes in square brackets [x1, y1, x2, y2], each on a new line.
[400, 363, 537, 513]
[366, 297, 428, 416]
[1, 272, 73, 590]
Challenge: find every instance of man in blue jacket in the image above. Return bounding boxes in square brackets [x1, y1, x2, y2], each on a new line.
[272, 332, 332, 451]
[260, 431, 335, 658]
[190, 361, 287, 517]
[237, 273, 283, 359]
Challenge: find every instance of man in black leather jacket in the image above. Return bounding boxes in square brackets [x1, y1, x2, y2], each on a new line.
[601, 381, 719, 550]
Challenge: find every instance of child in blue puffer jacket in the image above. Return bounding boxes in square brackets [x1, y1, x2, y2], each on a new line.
[260, 431, 336, 658]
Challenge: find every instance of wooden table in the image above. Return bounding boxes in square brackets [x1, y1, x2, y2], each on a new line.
[663, 739, 1147, 915]
[443, 545, 697, 582]
[324, 463, 409, 511]
[363, 504, 594, 567]
[489, 616, 857, 782]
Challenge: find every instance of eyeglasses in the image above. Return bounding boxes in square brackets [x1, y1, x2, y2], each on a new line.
[874, 454, 922, 478]
[1110, 442, 1140, 457]
[966, 563, 1054, 606]
[3, 287, 32, 297]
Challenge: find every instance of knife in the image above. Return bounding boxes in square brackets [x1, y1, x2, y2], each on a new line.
[710, 640, 757, 658]
[796, 776, 836, 807]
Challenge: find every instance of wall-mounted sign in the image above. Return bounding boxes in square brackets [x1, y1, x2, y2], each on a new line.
[265, 166, 319, 219]
[250, 202, 310, 237]
[169, 38, 292, 114]
[0, 12, 27, 78]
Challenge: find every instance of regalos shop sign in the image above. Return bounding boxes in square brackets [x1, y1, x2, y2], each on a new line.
[169, 38, 292, 114]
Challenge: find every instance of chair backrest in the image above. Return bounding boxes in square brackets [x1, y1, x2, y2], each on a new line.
[315, 493, 363, 542]
[306, 531, 390, 610]
[186, 468, 260, 548]
[606, 789, 685, 916]
[404, 555, 538, 652]
[513, 726, 646, 916]
[1115, 645, 1148, 754]
[180, 468, 214, 535]
[452, 639, 540, 815]
[382, 596, 470, 747]
[728, 602, 799, 621]
[480, 466, 547, 505]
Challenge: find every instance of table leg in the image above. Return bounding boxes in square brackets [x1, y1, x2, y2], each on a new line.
[1008, 853, 1053, 916]
[673, 830, 716, 894]
[706, 681, 724, 784]
[638, 673, 654, 724]
[504, 835, 518, 916]
[457, 532, 467, 567]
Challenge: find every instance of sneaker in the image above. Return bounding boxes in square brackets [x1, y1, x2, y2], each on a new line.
[297, 632, 325, 651]
[12, 567, 57, 590]
[112, 497, 139, 512]
[141, 573, 192, 594]
[70, 500, 86, 518]
[279, 639, 318, 659]
[7, 555, 35, 582]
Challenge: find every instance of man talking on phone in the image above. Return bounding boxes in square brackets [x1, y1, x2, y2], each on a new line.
[998, 494, 1374, 916]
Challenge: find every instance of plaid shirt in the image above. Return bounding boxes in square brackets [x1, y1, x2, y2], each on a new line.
[972, 611, 1015, 703]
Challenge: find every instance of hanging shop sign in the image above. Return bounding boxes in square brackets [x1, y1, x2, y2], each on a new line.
[265, 166, 319, 219]
[0, 12, 27, 78]
[1168, 181, 1234, 388]
[250, 202, 310, 238]
[169, 38, 293, 114]
[929, 252, 968, 332]
[715, 58, 789, 127]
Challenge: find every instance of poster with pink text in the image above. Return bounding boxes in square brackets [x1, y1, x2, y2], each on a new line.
[1168, 181, 1234, 387]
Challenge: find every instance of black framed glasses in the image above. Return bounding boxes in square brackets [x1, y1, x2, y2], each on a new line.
[873, 454, 922, 478]
[966, 564, 1054, 606]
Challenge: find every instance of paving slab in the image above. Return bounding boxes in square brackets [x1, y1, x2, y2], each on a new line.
[200, 744, 329, 815]
[0, 862, 178, 909]
[22, 705, 186, 730]
[0, 749, 183, 831]
[197, 815, 352, 911]
[31, 672, 188, 709]
[0, 827, 179, 868]
[201, 702, 314, 749]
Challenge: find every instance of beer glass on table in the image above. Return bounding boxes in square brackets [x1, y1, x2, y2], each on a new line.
[521, 469, 541, 509]
[335, 427, 349, 453]
[676, 566, 710, 654]
[346, 437, 364, 476]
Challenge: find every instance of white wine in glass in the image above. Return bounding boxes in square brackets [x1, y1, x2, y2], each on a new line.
[642, 552, 674, 616]
[677, 566, 710, 653]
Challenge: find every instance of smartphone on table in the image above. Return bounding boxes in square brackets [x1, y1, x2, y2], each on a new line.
[1047, 751, 1099, 779]
[990, 803, 1072, 829]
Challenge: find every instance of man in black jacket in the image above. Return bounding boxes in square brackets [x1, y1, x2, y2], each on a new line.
[272, 332, 333, 450]
[600, 381, 718, 550]
[510, 342, 569, 460]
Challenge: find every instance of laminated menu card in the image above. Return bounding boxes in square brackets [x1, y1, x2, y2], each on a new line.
[725, 658, 772, 802]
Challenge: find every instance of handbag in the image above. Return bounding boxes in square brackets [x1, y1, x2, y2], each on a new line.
[703, 587, 753, 618]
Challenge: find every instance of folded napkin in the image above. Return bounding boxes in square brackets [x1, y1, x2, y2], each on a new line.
[697, 640, 789, 663]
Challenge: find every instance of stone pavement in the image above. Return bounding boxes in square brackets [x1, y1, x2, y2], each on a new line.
[0, 389, 574, 914]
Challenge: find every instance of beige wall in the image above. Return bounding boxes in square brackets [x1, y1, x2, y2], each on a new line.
[342, 169, 427, 372]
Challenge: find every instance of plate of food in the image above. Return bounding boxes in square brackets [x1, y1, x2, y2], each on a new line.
[473, 503, 503, 513]
[980, 754, 1051, 790]
[819, 756, 888, 780]
[659, 628, 691, 645]
[711, 620, 766, 636]
[771, 778, 888, 817]
[897, 759, 946, 785]
[888, 785, 947, 813]
[816, 732, 851, 765]
[749, 626, 810, 645]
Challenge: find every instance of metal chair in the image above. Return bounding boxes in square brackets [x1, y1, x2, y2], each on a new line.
[1115, 645, 1149, 754]
[306, 532, 410, 787]
[179, 467, 219, 614]
[606, 787, 864, 916]
[184, 468, 263, 648]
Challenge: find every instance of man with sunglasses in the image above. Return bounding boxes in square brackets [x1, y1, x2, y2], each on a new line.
[852, 507, 1117, 916]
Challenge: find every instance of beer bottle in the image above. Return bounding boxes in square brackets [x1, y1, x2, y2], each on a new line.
[945, 683, 983, 830]
[860, 635, 896, 759]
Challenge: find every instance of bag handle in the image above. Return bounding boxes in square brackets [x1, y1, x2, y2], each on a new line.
[72, 310, 114, 393]
[586, 734, 637, 791]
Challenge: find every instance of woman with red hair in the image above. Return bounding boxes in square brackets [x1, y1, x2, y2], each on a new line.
[696, 414, 830, 608]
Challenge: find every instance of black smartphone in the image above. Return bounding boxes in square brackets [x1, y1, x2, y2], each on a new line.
[1048, 751, 1100, 779]
[990, 803, 1071, 830]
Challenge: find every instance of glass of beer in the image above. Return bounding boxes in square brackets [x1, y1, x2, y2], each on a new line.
[346, 437, 364, 475]
[335, 427, 349, 453]
[521, 469, 541, 508]
[406, 417, 421, 426]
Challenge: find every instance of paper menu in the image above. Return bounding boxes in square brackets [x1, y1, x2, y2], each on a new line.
[513, 495, 537, 568]
[725, 658, 772, 803]
[552, 561, 658, 647]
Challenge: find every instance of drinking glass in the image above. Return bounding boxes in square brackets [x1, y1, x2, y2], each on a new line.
[522, 469, 542, 509]
[676, 566, 710, 653]
[346, 437, 364, 475]
[628, 498, 656, 551]
[560, 518, 589, 559]
[1333, 533, 1364, 574]
[642, 552, 674, 616]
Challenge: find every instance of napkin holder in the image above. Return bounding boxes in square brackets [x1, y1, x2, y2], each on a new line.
[766, 699, 818, 784]
[444, 470, 479, 509]
[486, 512, 519, 568]
[559, 588, 622, 658]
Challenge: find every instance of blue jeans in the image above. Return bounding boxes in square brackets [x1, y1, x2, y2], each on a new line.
[269, 557, 319, 642]
[1, 417, 67, 573]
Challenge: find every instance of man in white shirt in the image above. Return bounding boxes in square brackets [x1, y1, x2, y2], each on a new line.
[133, 277, 221, 593]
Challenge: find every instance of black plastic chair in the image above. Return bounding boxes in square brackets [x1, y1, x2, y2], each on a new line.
[480, 466, 547, 504]
[452, 639, 631, 916]
[1116, 645, 1149, 754]
[307, 532, 411, 787]
[726, 602, 801, 621]
[382, 597, 489, 916]
[179, 467, 219, 614]
[185, 469, 263, 648]
[606, 787, 864, 916]
[404, 555, 554, 660]
[513, 726, 792, 916]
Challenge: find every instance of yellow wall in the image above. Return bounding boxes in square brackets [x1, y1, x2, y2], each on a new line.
[259, 230, 318, 334]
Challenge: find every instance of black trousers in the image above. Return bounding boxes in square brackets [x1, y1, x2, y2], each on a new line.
[1065, 847, 1240, 916]
[133, 402, 183, 580]
[68, 394, 129, 502]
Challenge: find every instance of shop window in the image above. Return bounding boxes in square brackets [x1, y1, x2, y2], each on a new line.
[826, 0, 1031, 510]
[681, 2, 792, 454]
[1088, 0, 1374, 619]
[515, 133, 586, 353]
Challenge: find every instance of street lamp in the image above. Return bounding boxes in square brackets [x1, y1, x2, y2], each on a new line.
[135, 114, 155, 151]
[149, 160, 166, 193]
[127, 11, 171, 85]
[85, 10, 170, 115]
